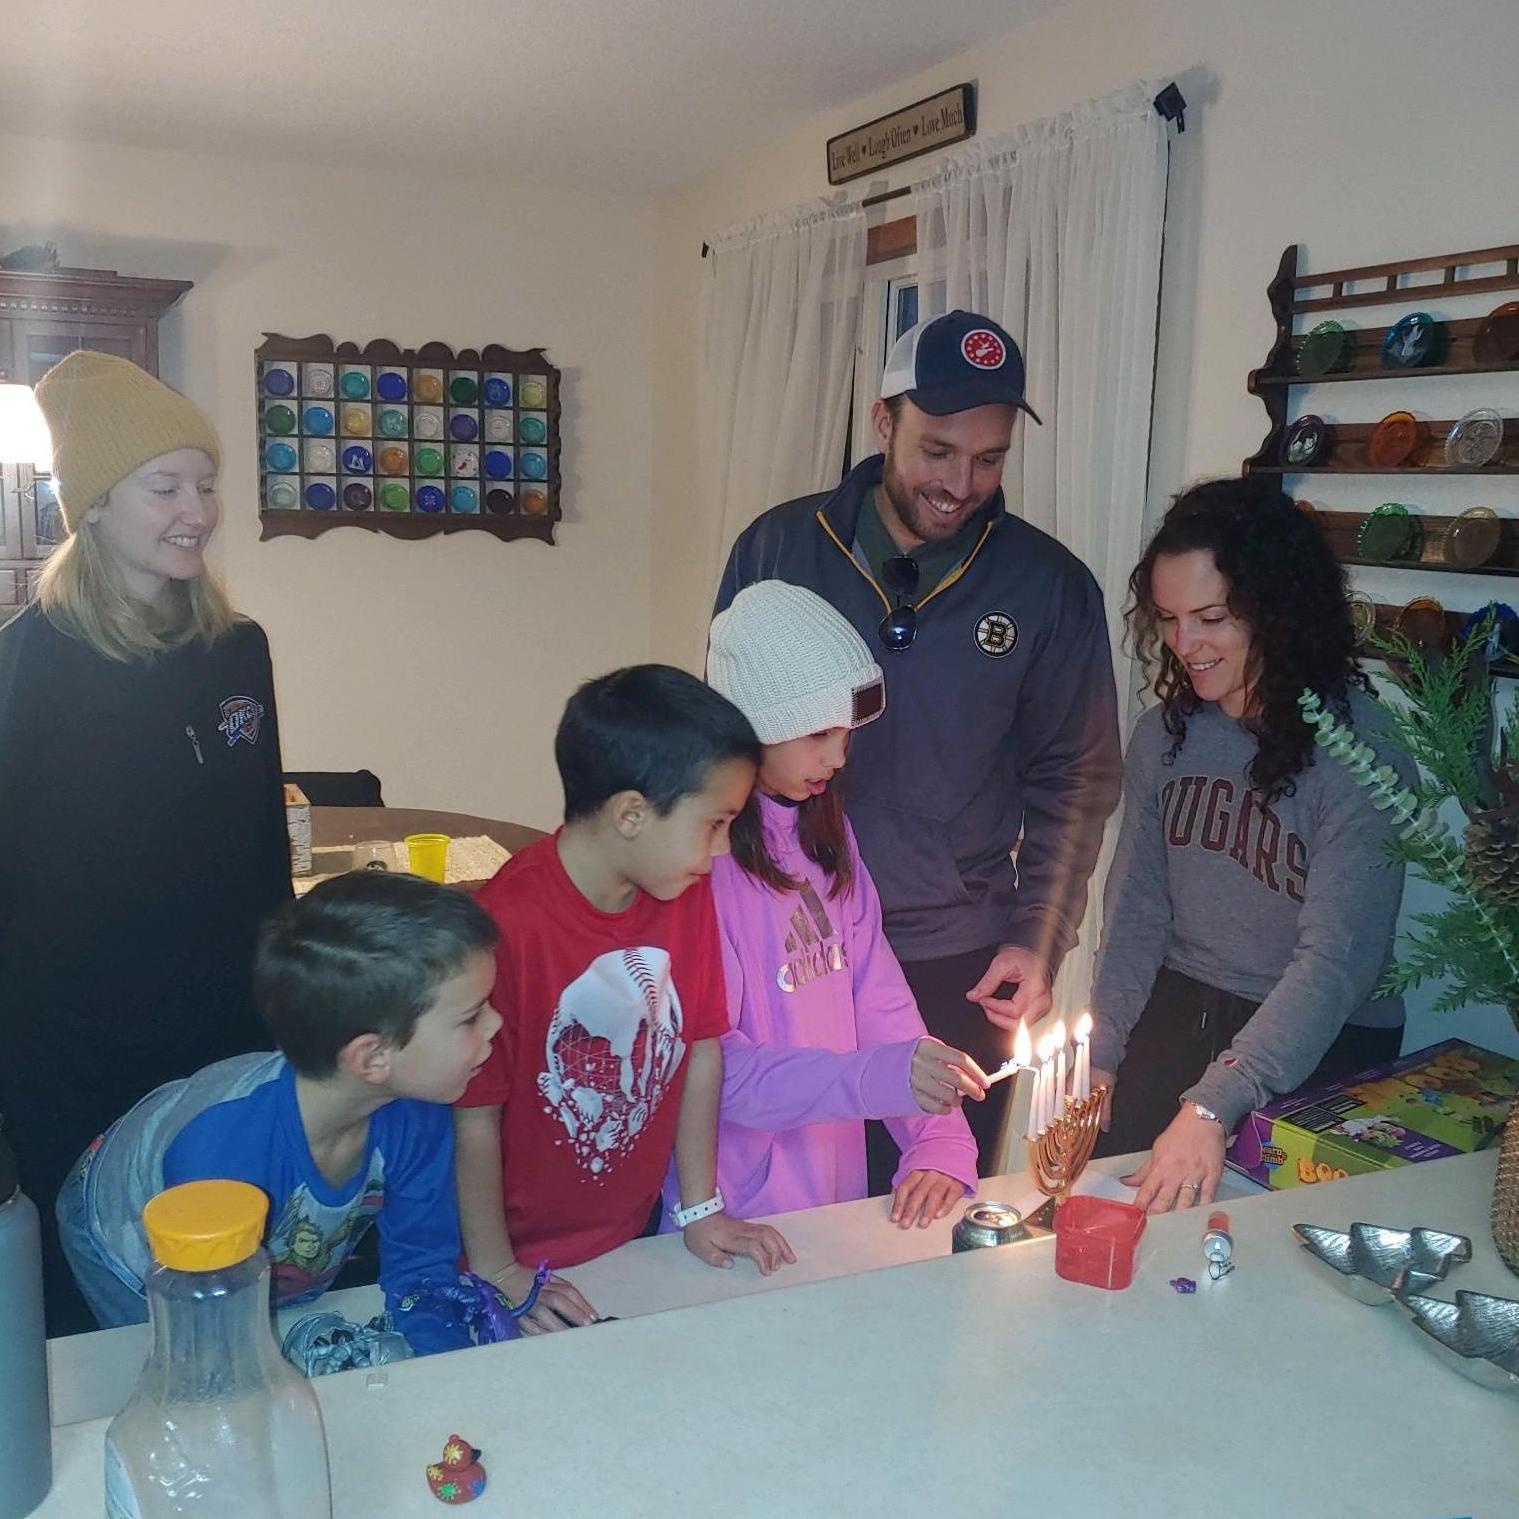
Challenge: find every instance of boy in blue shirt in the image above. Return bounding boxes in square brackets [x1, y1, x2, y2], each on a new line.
[56, 871, 500, 1354]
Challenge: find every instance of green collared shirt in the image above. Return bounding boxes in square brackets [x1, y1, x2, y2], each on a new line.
[855, 486, 990, 599]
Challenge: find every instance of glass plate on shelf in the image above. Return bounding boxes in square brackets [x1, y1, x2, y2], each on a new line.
[1347, 592, 1377, 646]
[1380, 312, 1446, 369]
[1458, 602, 1519, 667]
[1281, 413, 1332, 467]
[1297, 321, 1352, 379]
[1444, 408, 1505, 469]
[1443, 507, 1502, 570]
[1367, 410, 1421, 469]
[1358, 502, 1420, 561]
[1393, 597, 1447, 657]
[1472, 302, 1519, 366]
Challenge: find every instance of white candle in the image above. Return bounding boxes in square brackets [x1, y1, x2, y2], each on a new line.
[1074, 1011, 1093, 1101]
[1053, 1019, 1068, 1119]
[1015, 1022, 1037, 1138]
[1035, 1035, 1054, 1134]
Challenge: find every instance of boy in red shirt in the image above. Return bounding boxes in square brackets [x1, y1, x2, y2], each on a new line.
[456, 665, 796, 1330]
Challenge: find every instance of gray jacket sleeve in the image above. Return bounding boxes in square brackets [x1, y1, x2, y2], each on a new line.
[1088, 711, 1171, 1074]
[1005, 567, 1123, 964]
[1185, 738, 1410, 1130]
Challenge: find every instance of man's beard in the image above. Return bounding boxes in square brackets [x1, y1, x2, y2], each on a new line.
[880, 451, 973, 545]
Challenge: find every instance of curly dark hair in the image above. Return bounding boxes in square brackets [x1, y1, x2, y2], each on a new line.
[1126, 476, 1366, 803]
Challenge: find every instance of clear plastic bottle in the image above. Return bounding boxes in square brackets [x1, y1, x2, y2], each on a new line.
[0, 1126, 51, 1519]
[104, 1180, 332, 1519]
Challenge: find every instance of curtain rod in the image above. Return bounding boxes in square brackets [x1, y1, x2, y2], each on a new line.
[701, 82, 1185, 258]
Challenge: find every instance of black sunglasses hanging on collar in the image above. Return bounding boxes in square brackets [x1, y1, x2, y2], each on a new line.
[878, 554, 920, 652]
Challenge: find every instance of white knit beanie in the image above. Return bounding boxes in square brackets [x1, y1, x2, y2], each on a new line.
[707, 582, 886, 744]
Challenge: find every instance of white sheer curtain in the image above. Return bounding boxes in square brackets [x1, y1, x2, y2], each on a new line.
[913, 81, 1171, 1023]
[695, 202, 866, 660]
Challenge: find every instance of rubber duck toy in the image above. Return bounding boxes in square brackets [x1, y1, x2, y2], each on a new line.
[426, 1435, 487, 1505]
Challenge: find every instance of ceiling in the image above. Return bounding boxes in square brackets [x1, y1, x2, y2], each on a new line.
[1, 0, 1062, 195]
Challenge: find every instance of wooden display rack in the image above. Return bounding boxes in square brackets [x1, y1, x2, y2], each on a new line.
[1244, 241, 1519, 677]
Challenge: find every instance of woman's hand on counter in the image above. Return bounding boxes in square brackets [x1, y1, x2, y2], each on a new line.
[1120, 1104, 1225, 1214]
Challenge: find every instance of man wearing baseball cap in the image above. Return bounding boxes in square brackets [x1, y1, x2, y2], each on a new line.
[715, 310, 1121, 1182]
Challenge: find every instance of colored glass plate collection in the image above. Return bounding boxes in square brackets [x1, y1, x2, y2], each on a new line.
[257, 346, 557, 527]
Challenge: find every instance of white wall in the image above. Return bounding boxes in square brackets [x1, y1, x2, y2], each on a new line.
[650, 0, 1519, 1055]
[2, 132, 656, 830]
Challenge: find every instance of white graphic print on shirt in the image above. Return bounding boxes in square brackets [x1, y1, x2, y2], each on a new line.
[537, 946, 687, 1177]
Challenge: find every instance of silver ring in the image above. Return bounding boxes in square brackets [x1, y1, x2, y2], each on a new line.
[1184, 1181, 1201, 1193]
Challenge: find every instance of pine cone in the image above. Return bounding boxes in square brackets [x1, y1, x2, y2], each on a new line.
[1466, 804, 1519, 908]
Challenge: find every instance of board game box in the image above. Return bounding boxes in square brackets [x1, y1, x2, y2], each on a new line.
[1226, 1038, 1518, 1190]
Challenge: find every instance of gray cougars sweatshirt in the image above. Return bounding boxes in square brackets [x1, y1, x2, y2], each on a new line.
[1089, 688, 1413, 1130]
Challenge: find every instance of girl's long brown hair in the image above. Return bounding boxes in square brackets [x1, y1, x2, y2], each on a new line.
[728, 777, 855, 899]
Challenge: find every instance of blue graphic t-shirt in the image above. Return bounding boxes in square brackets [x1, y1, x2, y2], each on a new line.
[82, 1053, 463, 1347]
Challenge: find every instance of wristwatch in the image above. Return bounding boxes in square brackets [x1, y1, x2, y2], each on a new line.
[1186, 1101, 1224, 1128]
[671, 1189, 725, 1229]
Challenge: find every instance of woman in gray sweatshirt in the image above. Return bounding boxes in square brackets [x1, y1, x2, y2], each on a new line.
[1089, 477, 1413, 1214]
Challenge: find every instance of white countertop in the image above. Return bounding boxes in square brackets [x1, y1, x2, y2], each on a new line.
[40, 1153, 1518, 1517]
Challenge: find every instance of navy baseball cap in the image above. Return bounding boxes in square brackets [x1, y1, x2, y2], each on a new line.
[879, 309, 1042, 423]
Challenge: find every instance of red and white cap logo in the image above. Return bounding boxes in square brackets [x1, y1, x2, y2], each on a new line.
[961, 329, 1007, 369]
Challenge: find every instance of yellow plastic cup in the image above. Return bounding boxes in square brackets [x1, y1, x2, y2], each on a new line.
[403, 833, 450, 883]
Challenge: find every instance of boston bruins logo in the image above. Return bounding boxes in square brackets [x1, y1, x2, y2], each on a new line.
[974, 611, 1018, 657]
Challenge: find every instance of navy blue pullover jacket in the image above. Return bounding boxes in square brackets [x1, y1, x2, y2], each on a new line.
[716, 454, 1122, 968]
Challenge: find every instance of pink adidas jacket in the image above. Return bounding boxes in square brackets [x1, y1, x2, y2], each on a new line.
[682, 793, 977, 1220]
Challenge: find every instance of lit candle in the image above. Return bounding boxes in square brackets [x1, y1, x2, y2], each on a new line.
[1053, 1019, 1068, 1118]
[1073, 1011, 1093, 1101]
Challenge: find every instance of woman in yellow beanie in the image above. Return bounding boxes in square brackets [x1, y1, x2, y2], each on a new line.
[0, 351, 292, 1334]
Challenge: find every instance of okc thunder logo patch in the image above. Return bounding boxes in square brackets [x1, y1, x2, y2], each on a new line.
[974, 612, 1018, 657]
[961, 329, 1007, 369]
[216, 695, 265, 747]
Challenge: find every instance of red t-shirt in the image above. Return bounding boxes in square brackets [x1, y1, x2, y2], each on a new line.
[460, 833, 728, 1267]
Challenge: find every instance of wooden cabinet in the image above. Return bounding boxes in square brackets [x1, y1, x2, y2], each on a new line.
[0, 265, 191, 613]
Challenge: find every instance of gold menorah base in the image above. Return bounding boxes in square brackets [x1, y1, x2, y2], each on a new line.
[1025, 1086, 1108, 1208]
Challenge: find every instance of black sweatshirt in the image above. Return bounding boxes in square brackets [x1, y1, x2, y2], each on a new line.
[717, 454, 1122, 968]
[0, 605, 292, 1210]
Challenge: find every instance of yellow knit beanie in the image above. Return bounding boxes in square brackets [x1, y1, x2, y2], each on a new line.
[34, 351, 223, 532]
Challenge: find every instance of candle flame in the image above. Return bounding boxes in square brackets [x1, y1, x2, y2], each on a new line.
[1052, 1018, 1067, 1046]
[1036, 1033, 1054, 1062]
[1013, 1019, 1032, 1067]
[1074, 1010, 1093, 1042]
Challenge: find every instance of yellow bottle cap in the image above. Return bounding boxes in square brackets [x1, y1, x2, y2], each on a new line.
[142, 1180, 269, 1272]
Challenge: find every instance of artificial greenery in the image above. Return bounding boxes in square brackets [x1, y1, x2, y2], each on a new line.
[1299, 616, 1519, 1025]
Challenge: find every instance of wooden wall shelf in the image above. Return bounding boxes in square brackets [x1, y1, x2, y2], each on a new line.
[1254, 314, 1519, 389]
[1244, 240, 1519, 675]
[1249, 415, 1519, 475]
[1315, 510, 1517, 576]
[1288, 243, 1519, 316]
[1362, 601, 1518, 681]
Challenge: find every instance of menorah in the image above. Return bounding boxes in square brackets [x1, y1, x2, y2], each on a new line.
[1025, 1085, 1109, 1208]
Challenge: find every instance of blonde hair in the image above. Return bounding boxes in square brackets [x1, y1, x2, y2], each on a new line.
[37, 499, 238, 663]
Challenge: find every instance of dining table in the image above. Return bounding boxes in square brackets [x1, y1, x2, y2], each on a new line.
[307, 806, 546, 887]
[38, 1150, 1516, 1517]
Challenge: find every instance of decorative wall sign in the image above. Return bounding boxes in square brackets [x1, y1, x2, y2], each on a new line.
[826, 83, 976, 187]
[255, 334, 561, 544]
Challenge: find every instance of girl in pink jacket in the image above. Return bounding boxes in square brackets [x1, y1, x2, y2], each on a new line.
[698, 581, 985, 1229]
